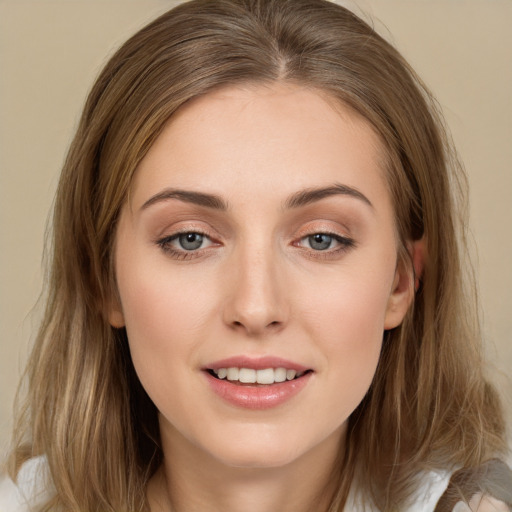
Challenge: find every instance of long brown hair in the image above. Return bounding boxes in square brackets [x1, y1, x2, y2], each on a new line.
[9, 0, 508, 510]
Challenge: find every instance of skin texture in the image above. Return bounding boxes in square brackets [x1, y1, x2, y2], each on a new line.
[454, 495, 510, 512]
[109, 84, 415, 512]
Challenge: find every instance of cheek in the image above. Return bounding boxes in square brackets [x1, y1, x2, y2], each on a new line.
[319, 286, 385, 371]
[296, 262, 394, 409]
[117, 241, 217, 345]
[299, 259, 394, 345]
[116, 266, 212, 429]
[114, 247, 229, 416]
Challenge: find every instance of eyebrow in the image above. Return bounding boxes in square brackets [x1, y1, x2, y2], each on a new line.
[141, 189, 229, 211]
[284, 183, 373, 210]
[140, 183, 373, 212]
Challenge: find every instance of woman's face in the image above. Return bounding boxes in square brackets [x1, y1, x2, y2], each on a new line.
[110, 84, 413, 470]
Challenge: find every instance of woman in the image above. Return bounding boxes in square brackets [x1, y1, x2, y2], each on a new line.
[2, 0, 511, 510]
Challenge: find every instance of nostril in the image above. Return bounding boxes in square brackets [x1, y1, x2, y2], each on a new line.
[227, 313, 286, 335]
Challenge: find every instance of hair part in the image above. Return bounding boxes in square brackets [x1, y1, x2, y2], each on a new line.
[9, 1, 508, 510]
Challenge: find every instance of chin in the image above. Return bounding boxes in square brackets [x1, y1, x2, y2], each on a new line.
[213, 445, 306, 470]
[198, 425, 336, 471]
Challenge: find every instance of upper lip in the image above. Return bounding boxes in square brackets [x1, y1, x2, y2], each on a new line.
[204, 356, 311, 372]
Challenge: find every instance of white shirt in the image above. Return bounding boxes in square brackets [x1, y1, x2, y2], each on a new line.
[0, 457, 52, 512]
[0, 457, 506, 512]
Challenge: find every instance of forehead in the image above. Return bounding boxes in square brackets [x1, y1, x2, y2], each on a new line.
[167, 83, 385, 159]
[129, 83, 391, 214]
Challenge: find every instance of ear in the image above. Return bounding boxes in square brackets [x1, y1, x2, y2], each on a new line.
[384, 238, 426, 330]
[106, 292, 125, 328]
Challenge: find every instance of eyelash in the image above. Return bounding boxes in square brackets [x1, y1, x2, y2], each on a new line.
[155, 230, 356, 261]
[156, 230, 217, 261]
[294, 232, 356, 260]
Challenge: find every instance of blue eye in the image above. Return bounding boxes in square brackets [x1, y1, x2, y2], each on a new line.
[157, 231, 214, 257]
[307, 234, 335, 251]
[296, 232, 355, 256]
[177, 232, 205, 251]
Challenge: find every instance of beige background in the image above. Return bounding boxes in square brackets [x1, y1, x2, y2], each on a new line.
[1, 1, 511, 456]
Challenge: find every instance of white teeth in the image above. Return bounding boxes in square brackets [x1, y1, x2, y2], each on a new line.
[256, 368, 275, 384]
[275, 367, 287, 382]
[212, 367, 307, 384]
[286, 369, 296, 381]
[226, 367, 239, 381]
[238, 368, 256, 383]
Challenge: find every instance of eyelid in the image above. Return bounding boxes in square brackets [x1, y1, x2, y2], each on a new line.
[293, 231, 355, 249]
[290, 221, 357, 258]
[154, 224, 222, 260]
[292, 233, 356, 262]
[296, 232, 349, 245]
[167, 231, 215, 249]
[292, 220, 352, 240]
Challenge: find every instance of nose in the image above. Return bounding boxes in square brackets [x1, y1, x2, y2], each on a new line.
[222, 244, 289, 337]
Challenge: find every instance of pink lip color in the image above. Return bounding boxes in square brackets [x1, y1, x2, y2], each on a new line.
[205, 356, 309, 372]
[203, 356, 312, 410]
[204, 372, 311, 410]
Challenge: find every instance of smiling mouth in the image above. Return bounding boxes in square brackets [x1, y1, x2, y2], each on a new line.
[207, 367, 313, 385]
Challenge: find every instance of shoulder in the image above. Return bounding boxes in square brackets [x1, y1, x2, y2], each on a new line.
[0, 456, 53, 512]
[346, 459, 512, 512]
[451, 495, 510, 512]
[345, 469, 452, 512]
[409, 470, 454, 512]
[436, 459, 512, 512]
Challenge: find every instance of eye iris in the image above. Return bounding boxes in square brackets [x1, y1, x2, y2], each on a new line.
[179, 233, 203, 250]
[309, 234, 332, 251]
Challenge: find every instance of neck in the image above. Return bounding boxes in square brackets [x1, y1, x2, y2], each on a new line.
[148, 423, 345, 512]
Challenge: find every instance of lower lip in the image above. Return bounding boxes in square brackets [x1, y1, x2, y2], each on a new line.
[204, 371, 312, 410]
